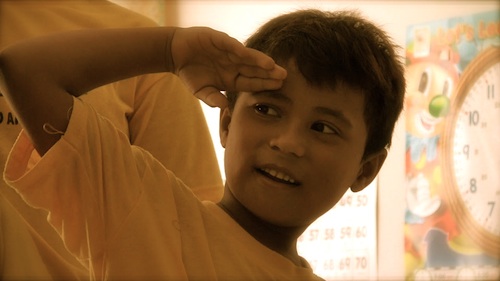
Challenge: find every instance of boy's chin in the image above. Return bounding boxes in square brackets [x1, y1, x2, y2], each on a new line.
[252, 209, 314, 230]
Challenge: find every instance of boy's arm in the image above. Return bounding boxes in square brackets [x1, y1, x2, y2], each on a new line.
[0, 27, 286, 155]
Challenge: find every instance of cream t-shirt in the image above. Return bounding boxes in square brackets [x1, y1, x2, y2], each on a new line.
[5, 98, 321, 280]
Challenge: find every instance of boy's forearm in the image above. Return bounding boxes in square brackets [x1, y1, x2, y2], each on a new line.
[2, 27, 175, 96]
[0, 27, 175, 155]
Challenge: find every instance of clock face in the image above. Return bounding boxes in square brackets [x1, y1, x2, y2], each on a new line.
[443, 47, 500, 256]
[450, 60, 500, 236]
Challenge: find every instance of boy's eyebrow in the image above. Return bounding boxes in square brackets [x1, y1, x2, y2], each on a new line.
[314, 106, 353, 129]
[251, 91, 292, 103]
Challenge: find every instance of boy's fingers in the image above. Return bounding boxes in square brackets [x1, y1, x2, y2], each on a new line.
[227, 48, 276, 70]
[194, 87, 228, 108]
[234, 77, 285, 92]
[269, 65, 287, 80]
[237, 64, 288, 80]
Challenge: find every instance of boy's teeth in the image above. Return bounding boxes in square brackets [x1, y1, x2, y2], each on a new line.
[263, 168, 296, 184]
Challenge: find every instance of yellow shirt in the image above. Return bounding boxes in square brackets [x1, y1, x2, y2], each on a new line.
[0, 1, 222, 279]
[5, 98, 321, 280]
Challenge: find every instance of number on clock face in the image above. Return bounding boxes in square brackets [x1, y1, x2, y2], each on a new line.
[451, 61, 500, 236]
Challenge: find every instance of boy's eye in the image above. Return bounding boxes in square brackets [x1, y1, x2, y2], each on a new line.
[254, 104, 279, 116]
[311, 122, 337, 134]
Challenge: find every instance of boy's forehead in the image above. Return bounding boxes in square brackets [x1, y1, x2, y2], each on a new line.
[235, 58, 366, 107]
[243, 73, 364, 101]
[242, 78, 365, 110]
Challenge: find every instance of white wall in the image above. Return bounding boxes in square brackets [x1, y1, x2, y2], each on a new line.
[176, 1, 500, 279]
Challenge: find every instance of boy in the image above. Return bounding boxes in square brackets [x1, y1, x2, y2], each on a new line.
[0, 9, 405, 280]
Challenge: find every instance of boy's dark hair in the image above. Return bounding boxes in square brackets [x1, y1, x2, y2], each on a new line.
[227, 9, 405, 159]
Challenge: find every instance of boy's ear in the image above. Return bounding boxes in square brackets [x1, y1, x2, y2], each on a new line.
[219, 107, 232, 148]
[350, 149, 388, 192]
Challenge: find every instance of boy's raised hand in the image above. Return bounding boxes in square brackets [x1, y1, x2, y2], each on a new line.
[0, 26, 285, 155]
[171, 27, 287, 108]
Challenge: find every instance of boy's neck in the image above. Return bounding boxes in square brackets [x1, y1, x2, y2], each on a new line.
[217, 187, 307, 267]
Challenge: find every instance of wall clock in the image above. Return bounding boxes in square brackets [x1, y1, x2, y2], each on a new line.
[442, 46, 500, 258]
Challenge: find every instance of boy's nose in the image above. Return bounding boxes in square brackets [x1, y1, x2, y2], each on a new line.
[269, 124, 306, 158]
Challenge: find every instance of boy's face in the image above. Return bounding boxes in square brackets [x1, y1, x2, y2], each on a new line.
[219, 60, 386, 228]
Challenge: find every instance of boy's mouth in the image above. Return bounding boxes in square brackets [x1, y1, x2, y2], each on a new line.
[257, 167, 300, 186]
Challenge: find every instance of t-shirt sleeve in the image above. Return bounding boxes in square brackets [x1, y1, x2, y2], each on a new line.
[3, 97, 177, 263]
[126, 73, 223, 201]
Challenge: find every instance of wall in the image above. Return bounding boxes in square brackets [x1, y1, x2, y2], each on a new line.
[111, 0, 179, 26]
[173, 1, 499, 280]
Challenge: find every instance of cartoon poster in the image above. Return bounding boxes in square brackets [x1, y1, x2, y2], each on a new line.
[404, 10, 500, 281]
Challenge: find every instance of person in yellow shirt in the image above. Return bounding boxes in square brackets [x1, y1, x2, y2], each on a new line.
[1, 9, 405, 280]
[0, 1, 222, 280]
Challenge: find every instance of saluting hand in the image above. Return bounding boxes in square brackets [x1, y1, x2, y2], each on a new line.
[171, 27, 287, 108]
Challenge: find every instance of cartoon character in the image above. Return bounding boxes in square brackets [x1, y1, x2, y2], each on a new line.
[404, 59, 461, 278]
[405, 60, 457, 220]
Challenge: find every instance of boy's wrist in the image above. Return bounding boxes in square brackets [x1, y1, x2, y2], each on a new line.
[164, 27, 178, 73]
